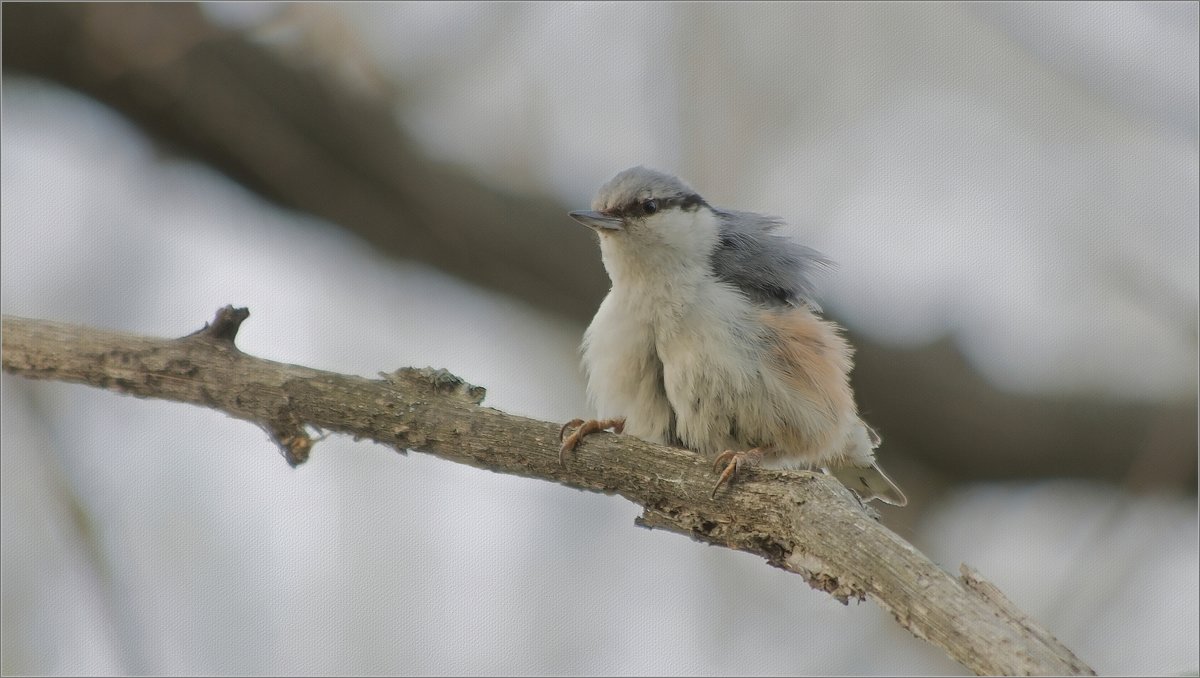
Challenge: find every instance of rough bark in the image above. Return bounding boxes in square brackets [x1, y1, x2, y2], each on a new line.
[2, 309, 1096, 676]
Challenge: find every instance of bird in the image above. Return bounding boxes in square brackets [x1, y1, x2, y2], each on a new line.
[558, 166, 906, 506]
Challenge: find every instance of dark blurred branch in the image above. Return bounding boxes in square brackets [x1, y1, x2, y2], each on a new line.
[851, 338, 1197, 486]
[2, 2, 608, 322]
[3, 2, 1194, 491]
[2, 310, 1095, 676]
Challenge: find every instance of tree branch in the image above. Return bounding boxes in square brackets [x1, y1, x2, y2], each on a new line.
[2, 309, 1094, 676]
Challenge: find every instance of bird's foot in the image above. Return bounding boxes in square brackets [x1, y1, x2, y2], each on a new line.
[711, 447, 767, 499]
[559, 417, 625, 466]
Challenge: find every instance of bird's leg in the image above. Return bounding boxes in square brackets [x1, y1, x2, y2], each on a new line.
[711, 447, 768, 498]
[559, 417, 626, 466]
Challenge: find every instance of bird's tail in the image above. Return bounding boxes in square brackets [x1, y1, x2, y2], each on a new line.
[828, 463, 908, 506]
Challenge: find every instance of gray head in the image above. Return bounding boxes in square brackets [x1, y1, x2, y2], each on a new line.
[569, 166, 708, 231]
[570, 166, 832, 309]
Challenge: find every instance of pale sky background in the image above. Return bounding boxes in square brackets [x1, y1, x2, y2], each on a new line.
[3, 2, 1197, 675]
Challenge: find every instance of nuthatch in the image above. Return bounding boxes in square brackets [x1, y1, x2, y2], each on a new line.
[560, 166, 906, 505]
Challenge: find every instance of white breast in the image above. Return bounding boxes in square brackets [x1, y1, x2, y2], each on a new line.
[655, 281, 769, 454]
[580, 288, 675, 444]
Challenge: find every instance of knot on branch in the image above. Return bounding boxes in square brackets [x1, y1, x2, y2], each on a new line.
[263, 410, 313, 467]
[185, 305, 249, 345]
[384, 367, 486, 405]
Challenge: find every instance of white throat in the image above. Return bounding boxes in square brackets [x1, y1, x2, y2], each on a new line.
[596, 206, 724, 333]
[598, 206, 718, 286]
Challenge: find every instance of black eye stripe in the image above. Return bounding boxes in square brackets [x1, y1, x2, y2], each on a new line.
[619, 193, 707, 217]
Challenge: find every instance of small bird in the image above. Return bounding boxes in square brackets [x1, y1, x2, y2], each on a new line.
[560, 166, 906, 505]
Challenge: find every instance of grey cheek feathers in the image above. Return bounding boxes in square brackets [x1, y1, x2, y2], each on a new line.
[708, 208, 834, 311]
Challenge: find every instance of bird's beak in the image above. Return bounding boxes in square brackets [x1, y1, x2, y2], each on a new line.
[569, 210, 623, 231]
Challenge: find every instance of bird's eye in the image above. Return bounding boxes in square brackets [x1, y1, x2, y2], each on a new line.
[642, 199, 658, 215]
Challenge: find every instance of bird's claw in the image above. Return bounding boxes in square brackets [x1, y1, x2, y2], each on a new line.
[559, 419, 586, 442]
[558, 417, 625, 466]
[711, 448, 765, 499]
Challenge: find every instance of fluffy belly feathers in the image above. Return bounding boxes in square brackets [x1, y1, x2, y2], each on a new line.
[658, 301, 858, 466]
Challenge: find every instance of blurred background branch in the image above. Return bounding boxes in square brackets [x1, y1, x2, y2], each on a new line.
[5, 2, 1194, 500]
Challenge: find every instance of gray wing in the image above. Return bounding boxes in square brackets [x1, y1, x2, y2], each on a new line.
[709, 208, 834, 310]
